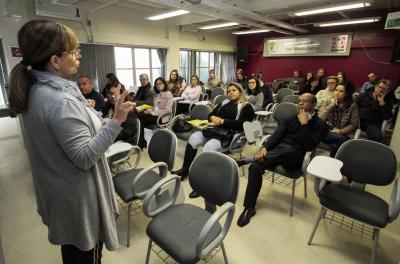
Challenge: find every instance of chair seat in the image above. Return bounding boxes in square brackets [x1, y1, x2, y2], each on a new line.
[147, 204, 222, 264]
[113, 168, 162, 203]
[176, 130, 194, 141]
[108, 151, 129, 164]
[274, 164, 303, 179]
[320, 184, 389, 228]
[318, 142, 331, 152]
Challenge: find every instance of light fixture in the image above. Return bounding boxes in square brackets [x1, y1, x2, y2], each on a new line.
[232, 29, 270, 35]
[293, 1, 371, 17]
[146, 9, 190, 20]
[315, 17, 380, 27]
[199, 22, 239, 30]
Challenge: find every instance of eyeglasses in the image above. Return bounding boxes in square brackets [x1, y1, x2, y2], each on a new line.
[327, 81, 337, 84]
[248, 81, 256, 84]
[65, 48, 81, 57]
[368, 75, 376, 79]
[298, 99, 313, 104]
[156, 82, 164, 86]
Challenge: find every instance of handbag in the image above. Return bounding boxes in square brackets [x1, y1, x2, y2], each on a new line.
[172, 116, 193, 132]
[202, 127, 234, 147]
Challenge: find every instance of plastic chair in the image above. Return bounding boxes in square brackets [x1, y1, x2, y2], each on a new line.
[210, 87, 225, 100]
[143, 152, 239, 264]
[282, 94, 299, 104]
[275, 88, 294, 103]
[214, 95, 229, 106]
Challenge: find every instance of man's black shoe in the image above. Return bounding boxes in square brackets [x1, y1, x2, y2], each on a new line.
[189, 190, 200, 198]
[237, 207, 256, 227]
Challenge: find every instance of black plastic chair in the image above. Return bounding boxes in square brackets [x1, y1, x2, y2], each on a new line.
[143, 152, 239, 264]
[308, 139, 399, 264]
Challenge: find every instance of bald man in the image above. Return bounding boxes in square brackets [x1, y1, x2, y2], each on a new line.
[237, 93, 327, 227]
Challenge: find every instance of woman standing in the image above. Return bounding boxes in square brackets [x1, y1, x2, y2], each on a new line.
[315, 76, 338, 110]
[247, 77, 264, 111]
[8, 20, 134, 263]
[319, 84, 358, 157]
[172, 82, 255, 197]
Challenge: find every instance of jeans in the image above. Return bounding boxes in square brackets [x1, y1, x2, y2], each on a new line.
[323, 131, 349, 157]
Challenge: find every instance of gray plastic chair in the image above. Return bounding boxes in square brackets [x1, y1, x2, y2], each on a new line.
[210, 87, 225, 100]
[143, 152, 239, 264]
[259, 102, 313, 216]
[275, 88, 294, 103]
[112, 129, 177, 247]
[308, 139, 399, 264]
[281, 94, 299, 104]
[214, 94, 229, 106]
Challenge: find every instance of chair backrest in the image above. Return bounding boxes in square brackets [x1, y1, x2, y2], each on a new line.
[336, 139, 397, 186]
[210, 87, 225, 99]
[190, 104, 212, 120]
[276, 88, 294, 103]
[189, 152, 239, 205]
[148, 130, 177, 171]
[243, 120, 263, 144]
[213, 94, 228, 105]
[134, 117, 141, 146]
[273, 102, 298, 123]
[282, 94, 299, 104]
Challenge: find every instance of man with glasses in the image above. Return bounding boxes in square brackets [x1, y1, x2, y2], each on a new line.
[236, 93, 327, 227]
[360, 72, 378, 93]
[135, 73, 155, 106]
[356, 79, 393, 142]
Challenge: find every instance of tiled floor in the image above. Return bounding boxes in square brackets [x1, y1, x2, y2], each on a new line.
[1, 136, 400, 264]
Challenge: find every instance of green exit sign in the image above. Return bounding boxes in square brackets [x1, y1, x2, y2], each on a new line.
[385, 11, 400, 29]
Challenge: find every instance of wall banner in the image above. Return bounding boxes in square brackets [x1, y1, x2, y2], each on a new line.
[263, 33, 353, 57]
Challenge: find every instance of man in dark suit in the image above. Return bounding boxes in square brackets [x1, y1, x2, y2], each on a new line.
[77, 75, 105, 112]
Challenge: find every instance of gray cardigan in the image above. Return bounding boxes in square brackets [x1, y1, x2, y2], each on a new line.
[22, 71, 122, 251]
[248, 92, 264, 112]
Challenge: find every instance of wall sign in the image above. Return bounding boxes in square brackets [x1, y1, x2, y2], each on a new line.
[263, 33, 353, 57]
[385, 11, 400, 29]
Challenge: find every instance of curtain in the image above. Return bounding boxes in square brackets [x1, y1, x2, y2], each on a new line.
[75, 43, 115, 93]
[157, 48, 167, 78]
[215, 52, 236, 85]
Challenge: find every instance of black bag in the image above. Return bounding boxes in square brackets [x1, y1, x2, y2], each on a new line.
[202, 127, 234, 147]
[172, 116, 193, 132]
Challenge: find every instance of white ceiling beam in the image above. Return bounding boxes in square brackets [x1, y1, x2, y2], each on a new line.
[201, 0, 307, 33]
[139, 0, 294, 35]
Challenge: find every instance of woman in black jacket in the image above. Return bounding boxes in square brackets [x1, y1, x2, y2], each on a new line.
[172, 82, 255, 195]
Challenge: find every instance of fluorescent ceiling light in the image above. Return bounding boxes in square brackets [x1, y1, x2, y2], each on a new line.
[232, 29, 270, 35]
[146, 9, 190, 20]
[293, 1, 371, 16]
[315, 17, 380, 27]
[199, 22, 239, 30]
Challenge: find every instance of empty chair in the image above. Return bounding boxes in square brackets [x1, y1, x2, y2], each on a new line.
[143, 152, 239, 264]
[214, 94, 229, 106]
[210, 87, 225, 100]
[112, 129, 177, 247]
[275, 88, 294, 103]
[282, 94, 299, 104]
[308, 139, 399, 264]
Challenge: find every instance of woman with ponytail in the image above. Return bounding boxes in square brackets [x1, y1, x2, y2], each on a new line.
[8, 20, 134, 263]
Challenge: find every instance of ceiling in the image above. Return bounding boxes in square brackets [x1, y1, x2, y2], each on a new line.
[43, 0, 400, 35]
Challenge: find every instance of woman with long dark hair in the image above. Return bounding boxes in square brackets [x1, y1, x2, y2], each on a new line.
[319, 84, 358, 156]
[8, 20, 133, 263]
[247, 77, 264, 111]
[102, 72, 123, 98]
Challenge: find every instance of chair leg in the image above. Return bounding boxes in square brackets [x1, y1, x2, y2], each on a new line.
[127, 203, 132, 247]
[221, 242, 229, 264]
[303, 175, 307, 198]
[145, 239, 152, 264]
[308, 207, 326, 245]
[290, 180, 296, 216]
[371, 228, 379, 264]
[272, 172, 275, 183]
[239, 152, 245, 177]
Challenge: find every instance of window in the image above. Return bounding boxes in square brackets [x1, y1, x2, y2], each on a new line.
[114, 47, 164, 90]
[0, 39, 8, 111]
[195, 51, 214, 83]
[179, 50, 192, 82]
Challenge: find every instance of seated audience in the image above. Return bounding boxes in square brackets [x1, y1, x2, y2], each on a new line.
[176, 74, 202, 114]
[319, 84, 358, 157]
[275, 70, 304, 92]
[356, 79, 393, 142]
[236, 93, 327, 227]
[172, 82, 255, 197]
[102, 72, 124, 98]
[206, 69, 221, 94]
[247, 77, 264, 111]
[337, 71, 355, 93]
[301, 77, 321, 95]
[300, 71, 313, 94]
[261, 83, 274, 108]
[317, 68, 327, 88]
[168, 69, 185, 97]
[316, 76, 338, 110]
[236, 68, 249, 94]
[77, 75, 105, 112]
[137, 77, 173, 130]
[135, 73, 155, 106]
[360, 72, 378, 93]
[102, 83, 140, 146]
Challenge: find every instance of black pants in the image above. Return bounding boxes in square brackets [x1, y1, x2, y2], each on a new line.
[61, 242, 103, 264]
[243, 143, 305, 208]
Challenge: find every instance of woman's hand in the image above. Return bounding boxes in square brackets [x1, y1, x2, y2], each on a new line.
[255, 147, 267, 161]
[112, 91, 135, 126]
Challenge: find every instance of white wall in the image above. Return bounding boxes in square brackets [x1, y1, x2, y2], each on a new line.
[0, 0, 237, 139]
